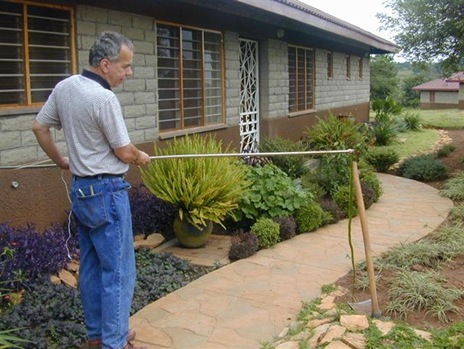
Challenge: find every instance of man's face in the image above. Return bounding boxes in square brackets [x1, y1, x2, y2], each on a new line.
[104, 44, 133, 88]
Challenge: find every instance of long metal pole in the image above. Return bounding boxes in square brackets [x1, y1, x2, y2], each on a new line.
[0, 149, 355, 170]
[148, 149, 354, 160]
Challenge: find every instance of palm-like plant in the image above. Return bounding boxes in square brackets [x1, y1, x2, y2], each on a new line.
[140, 134, 250, 229]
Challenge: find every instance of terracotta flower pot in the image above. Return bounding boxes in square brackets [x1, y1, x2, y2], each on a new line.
[173, 216, 213, 248]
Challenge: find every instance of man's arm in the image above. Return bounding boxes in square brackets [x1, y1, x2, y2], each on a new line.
[32, 120, 69, 170]
[113, 143, 150, 166]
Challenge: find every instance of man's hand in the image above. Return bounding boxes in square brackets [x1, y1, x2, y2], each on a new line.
[133, 150, 150, 165]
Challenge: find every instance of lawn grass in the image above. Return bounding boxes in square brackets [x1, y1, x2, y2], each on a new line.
[405, 108, 464, 129]
[378, 128, 440, 159]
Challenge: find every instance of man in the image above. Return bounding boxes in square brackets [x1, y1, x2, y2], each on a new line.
[32, 31, 149, 349]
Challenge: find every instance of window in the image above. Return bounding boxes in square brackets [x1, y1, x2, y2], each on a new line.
[346, 55, 351, 80]
[0, 1, 75, 107]
[327, 51, 333, 79]
[288, 45, 314, 112]
[156, 23, 224, 132]
[358, 57, 363, 80]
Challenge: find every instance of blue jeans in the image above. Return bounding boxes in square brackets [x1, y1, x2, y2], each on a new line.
[71, 175, 135, 349]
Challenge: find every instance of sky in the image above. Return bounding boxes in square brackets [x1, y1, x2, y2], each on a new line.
[299, 0, 394, 42]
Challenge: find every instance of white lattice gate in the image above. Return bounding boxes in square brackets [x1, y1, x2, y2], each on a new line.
[239, 39, 259, 153]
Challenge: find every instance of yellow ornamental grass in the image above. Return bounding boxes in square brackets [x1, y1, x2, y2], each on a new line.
[140, 134, 250, 229]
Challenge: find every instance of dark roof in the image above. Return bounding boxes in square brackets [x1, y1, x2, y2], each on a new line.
[447, 71, 464, 82]
[413, 72, 464, 91]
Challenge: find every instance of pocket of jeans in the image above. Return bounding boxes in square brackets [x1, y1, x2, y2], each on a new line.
[73, 192, 108, 229]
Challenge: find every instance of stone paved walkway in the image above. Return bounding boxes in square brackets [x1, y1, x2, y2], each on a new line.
[129, 173, 452, 349]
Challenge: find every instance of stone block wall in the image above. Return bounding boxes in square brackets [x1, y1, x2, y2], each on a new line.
[315, 50, 370, 115]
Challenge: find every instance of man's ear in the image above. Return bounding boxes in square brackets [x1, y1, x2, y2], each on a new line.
[100, 59, 110, 74]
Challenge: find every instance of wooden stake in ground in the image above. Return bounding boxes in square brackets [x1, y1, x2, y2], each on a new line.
[352, 161, 381, 318]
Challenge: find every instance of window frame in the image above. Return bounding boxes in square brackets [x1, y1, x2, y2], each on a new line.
[345, 54, 351, 80]
[327, 51, 333, 80]
[288, 44, 315, 114]
[156, 21, 225, 134]
[0, 0, 76, 109]
[358, 56, 363, 80]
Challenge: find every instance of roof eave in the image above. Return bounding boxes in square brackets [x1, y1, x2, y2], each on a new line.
[235, 0, 399, 54]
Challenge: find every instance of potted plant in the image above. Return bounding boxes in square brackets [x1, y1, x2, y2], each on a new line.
[140, 134, 250, 248]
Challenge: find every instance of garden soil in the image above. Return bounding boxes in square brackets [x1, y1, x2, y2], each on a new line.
[334, 128, 464, 331]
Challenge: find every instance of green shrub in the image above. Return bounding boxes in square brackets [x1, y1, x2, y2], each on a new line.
[441, 172, 464, 201]
[239, 164, 311, 220]
[274, 216, 297, 241]
[295, 201, 325, 233]
[333, 185, 358, 218]
[259, 136, 309, 178]
[304, 113, 371, 157]
[141, 134, 250, 228]
[228, 230, 259, 261]
[360, 169, 383, 204]
[370, 121, 397, 146]
[396, 155, 448, 181]
[435, 143, 456, 158]
[304, 156, 352, 197]
[251, 218, 281, 249]
[365, 147, 400, 172]
[402, 111, 422, 131]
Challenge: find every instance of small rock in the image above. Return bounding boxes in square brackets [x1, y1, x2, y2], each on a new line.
[306, 318, 333, 329]
[134, 233, 164, 249]
[372, 319, 395, 336]
[276, 341, 300, 349]
[50, 275, 61, 285]
[319, 295, 336, 310]
[320, 325, 346, 344]
[414, 329, 432, 341]
[342, 332, 366, 349]
[324, 340, 351, 349]
[58, 269, 78, 288]
[340, 314, 369, 331]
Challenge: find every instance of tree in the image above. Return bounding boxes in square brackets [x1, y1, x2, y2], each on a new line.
[370, 55, 399, 100]
[379, 0, 464, 74]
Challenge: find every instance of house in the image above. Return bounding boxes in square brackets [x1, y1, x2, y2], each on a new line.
[0, 0, 398, 227]
[413, 72, 464, 110]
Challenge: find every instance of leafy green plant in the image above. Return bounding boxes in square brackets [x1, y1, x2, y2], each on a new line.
[396, 154, 448, 181]
[239, 164, 311, 220]
[332, 185, 357, 218]
[370, 120, 398, 146]
[251, 218, 281, 249]
[228, 230, 259, 261]
[365, 147, 400, 172]
[141, 134, 250, 228]
[304, 113, 371, 159]
[295, 201, 326, 233]
[441, 172, 464, 201]
[359, 169, 383, 204]
[372, 96, 403, 124]
[258, 136, 309, 178]
[402, 111, 422, 131]
[0, 328, 33, 349]
[386, 270, 463, 322]
[435, 143, 456, 158]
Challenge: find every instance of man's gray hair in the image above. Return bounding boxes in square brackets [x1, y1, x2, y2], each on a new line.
[89, 31, 134, 67]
